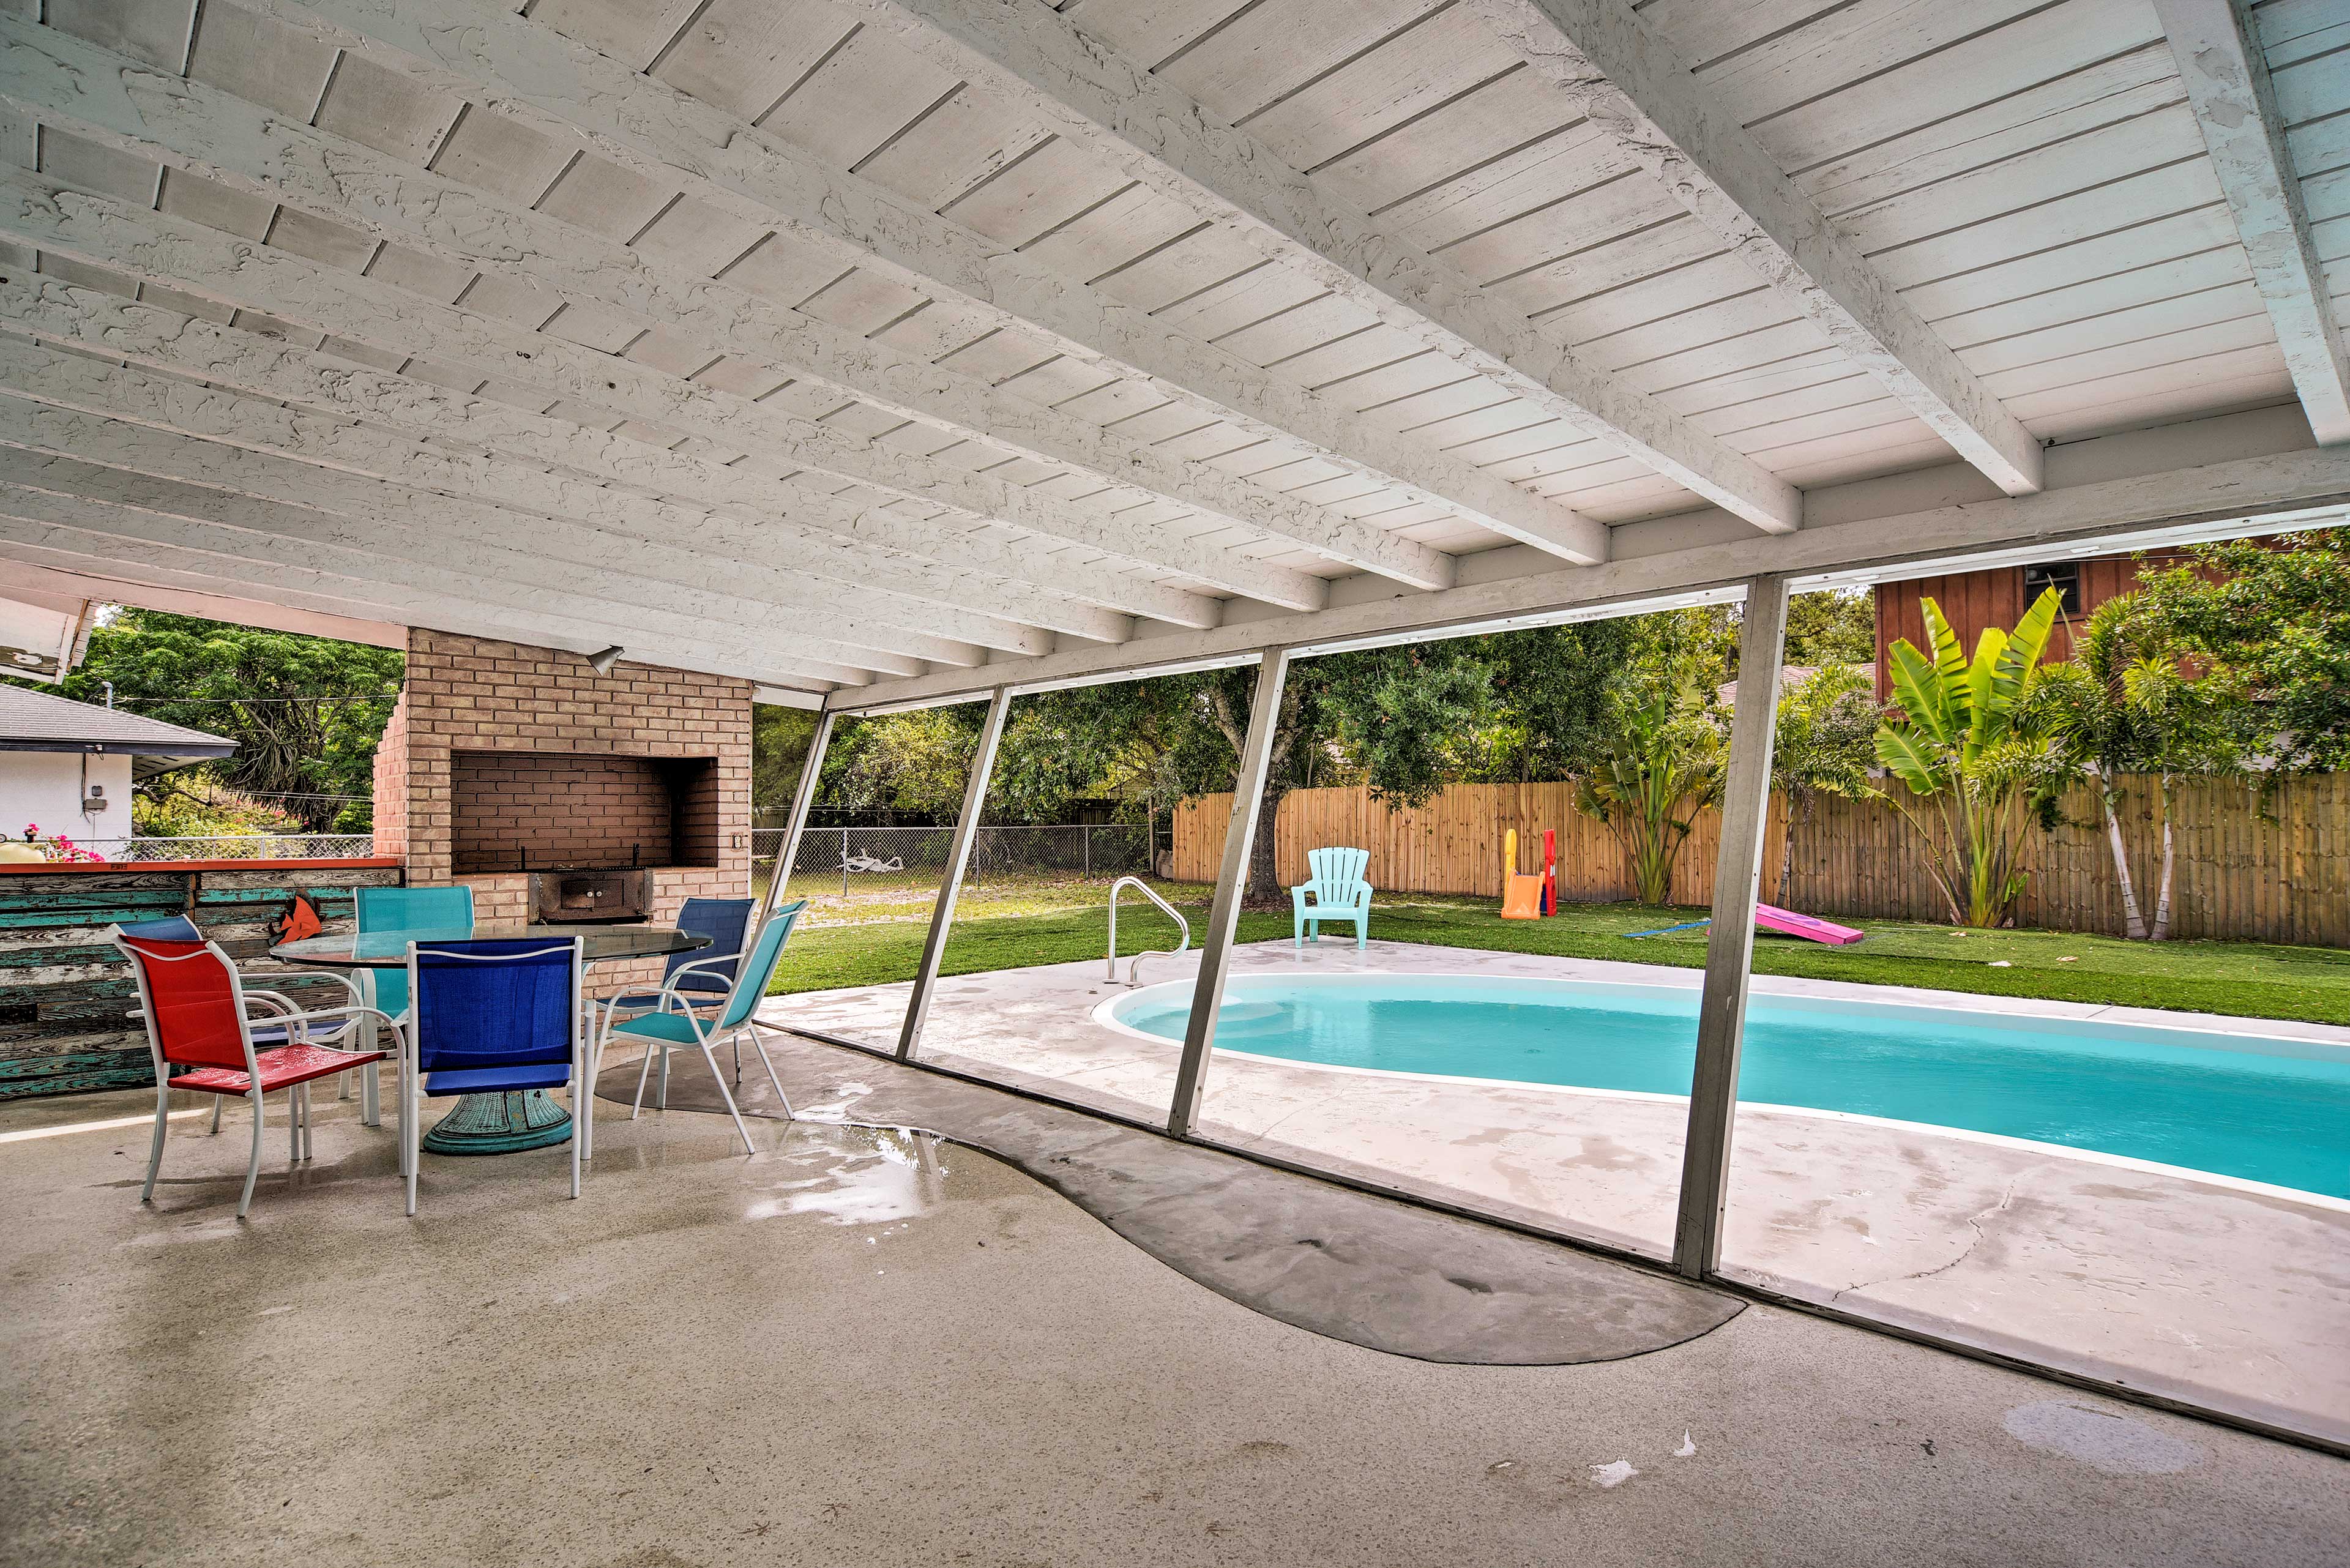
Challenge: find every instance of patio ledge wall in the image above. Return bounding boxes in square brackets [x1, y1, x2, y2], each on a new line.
[0, 860, 402, 1100]
[1171, 777, 2350, 945]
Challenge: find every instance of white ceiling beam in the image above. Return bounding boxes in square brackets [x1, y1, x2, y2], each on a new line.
[244, 0, 1609, 564]
[2152, 0, 2350, 446]
[0, 482, 894, 682]
[0, 449, 974, 673]
[832, 442, 2350, 711]
[0, 170, 1236, 625]
[1458, 0, 2047, 495]
[0, 517, 879, 690]
[0, 515, 866, 688]
[0, 556, 411, 649]
[851, 0, 1802, 535]
[1, 172, 1311, 614]
[0, 13, 1457, 592]
[0, 276, 1156, 663]
[0, 329, 1136, 652]
[0, 388, 1099, 660]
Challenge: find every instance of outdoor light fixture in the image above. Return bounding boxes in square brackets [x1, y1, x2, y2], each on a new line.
[587, 645, 625, 674]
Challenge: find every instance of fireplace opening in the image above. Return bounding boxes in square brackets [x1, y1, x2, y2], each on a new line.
[450, 750, 720, 876]
[527, 868, 652, 926]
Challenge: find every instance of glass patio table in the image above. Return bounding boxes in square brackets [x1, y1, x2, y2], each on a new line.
[272, 924, 709, 1155]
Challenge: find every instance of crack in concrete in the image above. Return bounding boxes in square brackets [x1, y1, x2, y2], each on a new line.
[1834, 1176, 2020, 1303]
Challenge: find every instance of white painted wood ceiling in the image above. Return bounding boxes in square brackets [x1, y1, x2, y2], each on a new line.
[0, 0, 2343, 695]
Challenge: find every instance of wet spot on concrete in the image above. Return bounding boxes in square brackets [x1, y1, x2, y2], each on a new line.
[2001, 1400, 2201, 1474]
[610, 1036, 1742, 1364]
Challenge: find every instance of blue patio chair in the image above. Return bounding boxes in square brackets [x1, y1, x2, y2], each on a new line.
[356, 884, 476, 1026]
[613, 900, 807, 1155]
[353, 884, 474, 1132]
[589, 896, 757, 1114]
[400, 936, 584, 1216]
[1292, 846, 1373, 949]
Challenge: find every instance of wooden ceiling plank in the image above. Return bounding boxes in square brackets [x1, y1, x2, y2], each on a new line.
[1464, 0, 2048, 497]
[0, 13, 1449, 590]
[0, 364, 1123, 650]
[839, 0, 1792, 534]
[0, 176, 1209, 633]
[237, 0, 1603, 564]
[0, 503, 873, 687]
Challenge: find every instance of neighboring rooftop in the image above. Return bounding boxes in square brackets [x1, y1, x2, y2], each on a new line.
[0, 683, 235, 777]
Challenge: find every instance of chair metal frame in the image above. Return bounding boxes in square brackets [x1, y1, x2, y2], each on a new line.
[400, 936, 586, 1217]
[114, 915, 373, 1136]
[613, 902, 807, 1154]
[588, 897, 759, 1118]
[114, 929, 397, 1220]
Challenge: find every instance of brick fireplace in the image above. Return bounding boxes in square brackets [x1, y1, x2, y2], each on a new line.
[373, 631, 752, 980]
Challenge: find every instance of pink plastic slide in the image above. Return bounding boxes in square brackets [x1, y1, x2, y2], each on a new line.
[1754, 903, 1867, 945]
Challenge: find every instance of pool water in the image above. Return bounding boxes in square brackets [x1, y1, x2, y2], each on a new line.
[1108, 974, 2350, 1198]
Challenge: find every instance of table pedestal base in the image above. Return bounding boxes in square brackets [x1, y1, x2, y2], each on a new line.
[422, 1090, 572, 1155]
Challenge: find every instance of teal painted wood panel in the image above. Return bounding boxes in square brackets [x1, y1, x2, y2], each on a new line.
[0, 865, 401, 1100]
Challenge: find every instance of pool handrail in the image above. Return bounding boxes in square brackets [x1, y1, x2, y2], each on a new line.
[1108, 877, 1190, 987]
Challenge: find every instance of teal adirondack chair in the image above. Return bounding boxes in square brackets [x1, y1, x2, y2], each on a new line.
[1292, 847, 1372, 948]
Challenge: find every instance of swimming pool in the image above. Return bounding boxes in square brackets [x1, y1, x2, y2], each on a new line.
[1102, 974, 2350, 1200]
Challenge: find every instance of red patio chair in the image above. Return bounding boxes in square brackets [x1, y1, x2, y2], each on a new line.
[114, 930, 397, 1219]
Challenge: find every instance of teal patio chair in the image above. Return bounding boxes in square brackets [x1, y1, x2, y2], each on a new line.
[1292, 847, 1372, 949]
[354, 884, 474, 1140]
[613, 900, 807, 1154]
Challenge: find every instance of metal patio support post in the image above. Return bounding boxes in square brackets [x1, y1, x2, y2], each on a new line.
[895, 689, 1012, 1063]
[1167, 646, 1292, 1138]
[1671, 573, 1791, 1281]
[763, 710, 835, 920]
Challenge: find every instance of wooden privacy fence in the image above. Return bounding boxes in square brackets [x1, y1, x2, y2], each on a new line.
[1169, 775, 2350, 946]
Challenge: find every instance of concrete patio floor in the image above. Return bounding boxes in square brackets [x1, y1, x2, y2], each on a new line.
[4, 1072, 2348, 1568]
[785, 939, 2350, 1444]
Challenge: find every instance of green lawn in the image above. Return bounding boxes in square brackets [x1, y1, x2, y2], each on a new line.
[771, 890, 2350, 1026]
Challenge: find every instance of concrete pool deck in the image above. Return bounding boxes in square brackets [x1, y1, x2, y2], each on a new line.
[770, 939, 2350, 1446]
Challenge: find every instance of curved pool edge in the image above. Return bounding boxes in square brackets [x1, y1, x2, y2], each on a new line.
[1089, 969, 2350, 1215]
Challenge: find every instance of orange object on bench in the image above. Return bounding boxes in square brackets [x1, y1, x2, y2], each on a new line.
[1499, 874, 1545, 919]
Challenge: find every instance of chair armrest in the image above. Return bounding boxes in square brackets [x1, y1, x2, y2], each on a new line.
[1292, 885, 1313, 910]
[649, 955, 740, 1012]
[244, 991, 298, 1017]
[266, 1004, 405, 1051]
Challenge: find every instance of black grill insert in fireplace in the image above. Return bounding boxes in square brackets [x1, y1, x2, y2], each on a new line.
[526, 868, 652, 925]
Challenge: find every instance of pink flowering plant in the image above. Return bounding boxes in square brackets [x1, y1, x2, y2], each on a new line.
[21, 824, 107, 864]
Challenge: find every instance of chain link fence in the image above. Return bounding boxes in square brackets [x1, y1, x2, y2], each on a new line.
[753, 823, 1153, 904]
[35, 835, 379, 863]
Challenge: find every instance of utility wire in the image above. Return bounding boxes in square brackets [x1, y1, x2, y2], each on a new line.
[103, 693, 401, 705]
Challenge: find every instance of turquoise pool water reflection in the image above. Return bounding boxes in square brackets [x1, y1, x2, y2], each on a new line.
[1108, 974, 2350, 1198]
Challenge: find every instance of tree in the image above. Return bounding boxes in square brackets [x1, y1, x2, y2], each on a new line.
[1576, 689, 1724, 906]
[1781, 588, 1877, 667]
[2130, 528, 2350, 773]
[750, 704, 819, 815]
[818, 705, 987, 818]
[5, 610, 404, 832]
[2040, 593, 2236, 940]
[1470, 619, 1637, 783]
[1769, 663, 1879, 904]
[1874, 588, 2070, 927]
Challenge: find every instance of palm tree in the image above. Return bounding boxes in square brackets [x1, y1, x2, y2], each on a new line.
[1578, 690, 1723, 906]
[1875, 589, 2070, 928]
[2040, 593, 2236, 940]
